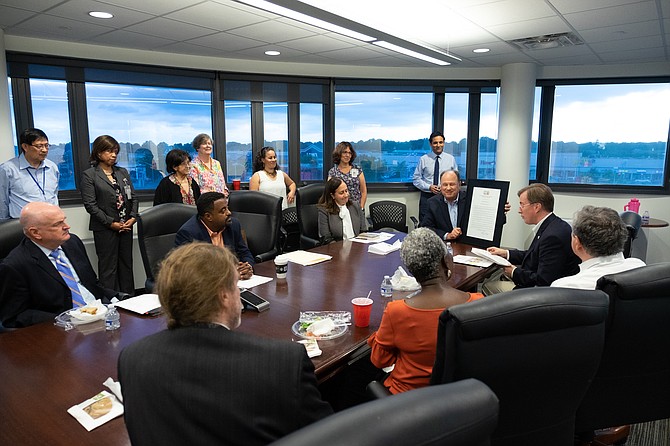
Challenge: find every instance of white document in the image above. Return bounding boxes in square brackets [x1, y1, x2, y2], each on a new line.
[113, 293, 161, 315]
[470, 247, 512, 266]
[238, 274, 273, 289]
[368, 239, 401, 255]
[453, 254, 493, 268]
[282, 250, 333, 266]
[466, 186, 502, 241]
[351, 232, 395, 244]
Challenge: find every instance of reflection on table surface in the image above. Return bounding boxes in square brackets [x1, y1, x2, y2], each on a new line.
[0, 235, 496, 445]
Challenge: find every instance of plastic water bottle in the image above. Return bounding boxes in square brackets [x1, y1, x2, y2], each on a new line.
[446, 242, 454, 257]
[642, 211, 650, 224]
[105, 306, 121, 331]
[380, 275, 393, 298]
[445, 242, 455, 274]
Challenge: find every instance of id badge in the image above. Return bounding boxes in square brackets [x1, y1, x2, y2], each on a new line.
[124, 185, 132, 197]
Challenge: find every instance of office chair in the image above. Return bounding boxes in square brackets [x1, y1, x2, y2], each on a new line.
[431, 287, 609, 446]
[368, 200, 417, 233]
[280, 207, 300, 253]
[296, 183, 324, 249]
[575, 263, 670, 434]
[137, 203, 196, 292]
[228, 190, 283, 263]
[619, 211, 642, 258]
[270, 378, 499, 446]
[0, 218, 25, 260]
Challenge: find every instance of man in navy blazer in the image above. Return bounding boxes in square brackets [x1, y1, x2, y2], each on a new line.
[420, 170, 468, 241]
[118, 243, 332, 446]
[483, 183, 580, 294]
[0, 202, 119, 327]
[175, 192, 254, 279]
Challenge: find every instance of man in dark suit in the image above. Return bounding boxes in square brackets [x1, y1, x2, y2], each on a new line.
[118, 243, 332, 446]
[0, 202, 120, 328]
[175, 192, 254, 279]
[420, 169, 467, 241]
[483, 183, 580, 294]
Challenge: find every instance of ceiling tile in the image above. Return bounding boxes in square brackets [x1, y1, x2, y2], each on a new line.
[46, 0, 153, 28]
[187, 32, 267, 52]
[97, 0, 203, 16]
[88, 29, 176, 49]
[549, 0, 648, 14]
[165, 2, 269, 32]
[124, 17, 219, 41]
[458, 0, 557, 27]
[565, 2, 659, 30]
[578, 20, 663, 43]
[11, 13, 114, 40]
[226, 20, 318, 43]
[274, 34, 357, 53]
[598, 46, 665, 62]
[589, 35, 664, 53]
[487, 16, 570, 40]
[0, 6, 36, 27]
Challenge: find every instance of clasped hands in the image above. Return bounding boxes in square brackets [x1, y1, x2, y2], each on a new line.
[238, 261, 253, 280]
[110, 218, 136, 233]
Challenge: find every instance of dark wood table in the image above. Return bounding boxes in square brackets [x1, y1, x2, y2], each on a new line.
[641, 217, 669, 228]
[0, 236, 495, 445]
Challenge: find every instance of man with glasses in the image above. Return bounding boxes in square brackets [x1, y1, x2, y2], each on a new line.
[482, 183, 579, 295]
[0, 128, 59, 220]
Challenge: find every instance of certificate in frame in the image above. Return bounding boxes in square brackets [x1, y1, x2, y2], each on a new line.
[459, 179, 510, 248]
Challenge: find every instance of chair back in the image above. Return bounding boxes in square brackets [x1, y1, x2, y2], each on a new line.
[369, 200, 408, 232]
[619, 211, 642, 258]
[0, 219, 25, 260]
[228, 190, 282, 263]
[271, 378, 499, 446]
[576, 262, 670, 431]
[137, 203, 196, 292]
[296, 183, 324, 249]
[431, 287, 609, 446]
[280, 207, 300, 253]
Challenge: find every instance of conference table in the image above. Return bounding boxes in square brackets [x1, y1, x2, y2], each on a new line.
[0, 235, 496, 445]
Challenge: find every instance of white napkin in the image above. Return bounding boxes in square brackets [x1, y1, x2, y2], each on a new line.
[390, 266, 421, 291]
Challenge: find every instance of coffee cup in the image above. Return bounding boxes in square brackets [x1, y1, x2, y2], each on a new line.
[351, 297, 373, 327]
[274, 254, 289, 279]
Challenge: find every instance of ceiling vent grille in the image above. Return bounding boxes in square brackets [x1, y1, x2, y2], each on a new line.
[510, 32, 584, 50]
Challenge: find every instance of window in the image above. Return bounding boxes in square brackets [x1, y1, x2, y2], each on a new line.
[529, 87, 541, 180]
[263, 102, 289, 171]
[8, 78, 17, 152]
[30, 79, 75, 191]
[86, 82, 212, 191]
[546, 82, 669, 187]
[224, 100, 252, 181]
[300, 103, 324, 180]
[477, 90, 499, 179]
[335, 91, 433, 183]
[444, 92, 469, 176]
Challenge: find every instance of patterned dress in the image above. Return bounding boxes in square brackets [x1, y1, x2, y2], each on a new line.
[328, 164, 363, 205]
[190, 157, 229, 194]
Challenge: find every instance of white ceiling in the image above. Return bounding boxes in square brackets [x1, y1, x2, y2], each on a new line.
[0, 0, 668, 68]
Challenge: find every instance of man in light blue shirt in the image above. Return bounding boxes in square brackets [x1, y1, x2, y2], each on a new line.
[412, 131, 457, 222]
[0, 128, 59, 221]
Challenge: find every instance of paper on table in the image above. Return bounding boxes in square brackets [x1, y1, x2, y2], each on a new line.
[368, 239, 401, 255]
[282, 250, 332, 266]
[453, 254, 493, 268]
[238, 274, 273, 289]
[351, 232, 395, 244]
[67, 389, 124, 431]
[113, 293, 161, 315]
[470, 247, 512, 266]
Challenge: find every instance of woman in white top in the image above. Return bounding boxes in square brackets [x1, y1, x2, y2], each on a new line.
[249, 147, 296, 210]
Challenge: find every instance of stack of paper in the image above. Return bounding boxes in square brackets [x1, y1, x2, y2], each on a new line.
[470, 247, 512, 266]
[368, 239, 402, 255]
[453, 255, 493, 268]
[282, 250, 333, 266]
[114, 294, 161, 315]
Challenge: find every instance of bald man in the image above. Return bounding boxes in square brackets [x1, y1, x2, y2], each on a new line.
[0, 202, 121, 328]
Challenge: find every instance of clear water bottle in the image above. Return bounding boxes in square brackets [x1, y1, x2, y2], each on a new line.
[380, 275, 393, 298]
[446, 242, 454, 257]
[105, 306, 121, 331]
[642, 210, 650, 224]
[445, 242, 455, 274]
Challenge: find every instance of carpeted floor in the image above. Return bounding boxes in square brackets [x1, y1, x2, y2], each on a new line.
[626, 419, 670, 446]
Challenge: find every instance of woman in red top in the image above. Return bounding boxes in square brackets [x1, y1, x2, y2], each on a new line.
[368, 227, 483, 394]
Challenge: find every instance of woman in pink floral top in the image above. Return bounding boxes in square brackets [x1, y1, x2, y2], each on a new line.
[189, 133, 229, 196]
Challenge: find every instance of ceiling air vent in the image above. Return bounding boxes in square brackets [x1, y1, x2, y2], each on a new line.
[510, 32, 584, 50]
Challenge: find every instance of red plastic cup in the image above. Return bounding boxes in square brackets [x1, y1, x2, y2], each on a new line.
[232, 179, 241, 190]
[351, 297, 373, 327]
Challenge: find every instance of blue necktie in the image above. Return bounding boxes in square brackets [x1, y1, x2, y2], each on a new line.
[433, 155, 440, 185]
[50, 249, 86, 307]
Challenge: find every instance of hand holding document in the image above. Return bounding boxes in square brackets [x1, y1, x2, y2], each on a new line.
[470, 247, 512, 266]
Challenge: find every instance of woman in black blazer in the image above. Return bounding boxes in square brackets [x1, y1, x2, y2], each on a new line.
[317, 177, 366, 244]
[153, 149, 201, 206]
[81, 135, 138, 294]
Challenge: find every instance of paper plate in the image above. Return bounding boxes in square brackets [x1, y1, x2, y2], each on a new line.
[292, 320, 347, 340]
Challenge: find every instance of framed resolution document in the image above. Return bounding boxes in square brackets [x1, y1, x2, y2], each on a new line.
[459, 179, 510, 248]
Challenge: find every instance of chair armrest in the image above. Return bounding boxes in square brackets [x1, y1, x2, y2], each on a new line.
[366, 380, 392, 399]
[410, 216, 419, 229]
[254, 249, 279, 264]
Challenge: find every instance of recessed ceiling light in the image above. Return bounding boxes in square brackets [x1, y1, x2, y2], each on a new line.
[473, 48, 490, 53]
[89, 11, 114, 19]
[265, 50, 281, 56]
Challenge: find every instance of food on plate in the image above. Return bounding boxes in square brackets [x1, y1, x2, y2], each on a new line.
[79, 307, 98, 315]
[83, 396, 112, 419]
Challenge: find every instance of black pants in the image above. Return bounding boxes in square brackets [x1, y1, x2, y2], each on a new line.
[418, 191, 435, 223]
[93, 228, 134, 295]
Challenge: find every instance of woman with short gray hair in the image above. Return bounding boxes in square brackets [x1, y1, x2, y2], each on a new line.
[367, 228, 484, 394]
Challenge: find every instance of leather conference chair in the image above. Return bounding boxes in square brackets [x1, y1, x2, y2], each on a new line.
[270, 378, 499, 446]
[368, 200, 418, 233]
[619, 211, 642, 258]
[228, 190, 282, 263]
[296, 183, 324, 249]
[575, 263, 670, 435]
[0, 218, 25, 260]
[430, 287, 609, 446]
[137, 203, 196, 292]
[280, 207, 300, 253]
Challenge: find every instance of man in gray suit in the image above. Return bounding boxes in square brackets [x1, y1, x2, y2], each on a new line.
[118, 243, 332, 446]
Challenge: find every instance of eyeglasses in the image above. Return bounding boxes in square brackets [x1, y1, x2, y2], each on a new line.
[519, 202, 537, 209]
[30, 143, 50, 150]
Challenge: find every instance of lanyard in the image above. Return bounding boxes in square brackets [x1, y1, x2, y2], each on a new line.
[26, 166, 46, 198]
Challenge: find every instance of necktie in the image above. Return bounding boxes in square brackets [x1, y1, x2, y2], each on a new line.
[433, 155, 441, 185]
[50, 249, 86, 307]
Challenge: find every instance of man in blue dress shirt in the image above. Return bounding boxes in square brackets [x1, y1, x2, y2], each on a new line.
[412, 131, 457, 222]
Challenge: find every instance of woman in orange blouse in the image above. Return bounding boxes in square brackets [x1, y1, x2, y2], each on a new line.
[367, 227, 484, 394]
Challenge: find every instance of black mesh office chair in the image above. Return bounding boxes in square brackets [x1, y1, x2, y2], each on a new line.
[576, 263, 670, 434]
[431, 287, 609, 446]
[271, 378, 499, 446]
[0, 219, 25, 260]
[228, 190, 283, 263]
[368, 200, 417, 233]
[137, 203, 197, 292]
[619, 211, 642, 258]
[296, 183, 324, 249]
[280, 207, 300, 253]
